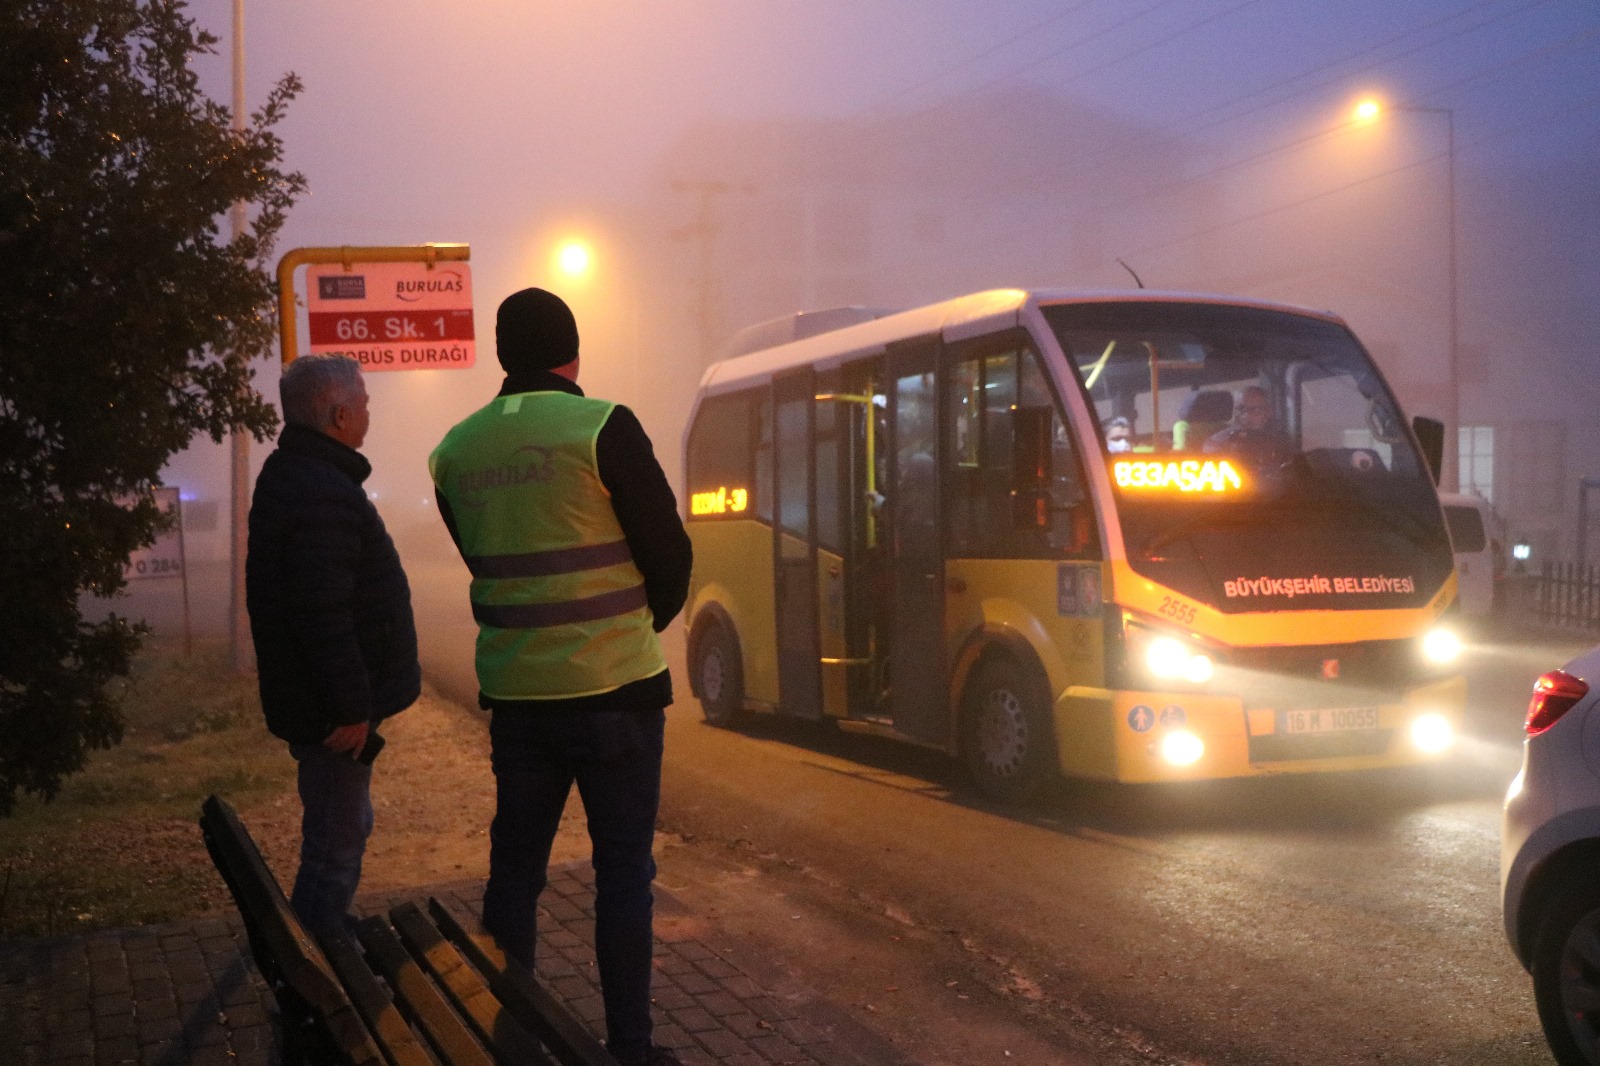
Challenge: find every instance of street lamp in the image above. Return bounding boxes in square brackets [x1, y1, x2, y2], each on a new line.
[545, 236, 645, 407]
[555, 238, 593, 281]
[1352, 97, 1459, 491]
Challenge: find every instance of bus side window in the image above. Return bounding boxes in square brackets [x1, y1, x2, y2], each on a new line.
[754, 391, 774, 524]
[686, 390, 755, 519]
[943, 345, 1017, 557]
[1020, 350, 1097, 557]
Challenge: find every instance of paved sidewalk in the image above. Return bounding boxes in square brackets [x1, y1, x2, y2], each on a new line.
[0, 862, 914, 1066]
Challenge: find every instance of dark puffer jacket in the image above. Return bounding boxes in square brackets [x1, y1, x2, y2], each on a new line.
[246, 423, 421, 744]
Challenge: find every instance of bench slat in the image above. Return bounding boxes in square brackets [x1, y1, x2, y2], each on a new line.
[359, 914, 495, 1066]
[391, 902, 556, 1066]
[319, 930, 439, 1066]
[428, 900, 619, 1066]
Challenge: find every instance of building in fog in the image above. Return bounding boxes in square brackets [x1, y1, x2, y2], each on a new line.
[650, 86, 1218, 360]
[641, 89, 1600, 571]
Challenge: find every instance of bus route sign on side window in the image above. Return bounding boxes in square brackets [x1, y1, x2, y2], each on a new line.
[306, 261, 476, 372]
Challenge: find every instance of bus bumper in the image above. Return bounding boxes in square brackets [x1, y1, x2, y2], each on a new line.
[1056, 675, 1467, 784]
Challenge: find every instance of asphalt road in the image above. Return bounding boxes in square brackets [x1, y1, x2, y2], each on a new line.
[408, 557, 1589, 1064]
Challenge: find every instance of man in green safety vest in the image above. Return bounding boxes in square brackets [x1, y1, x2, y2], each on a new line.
[429, 288, 692, 1066]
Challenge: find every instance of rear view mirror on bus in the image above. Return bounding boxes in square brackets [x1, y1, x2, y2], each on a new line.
[1012, 405, 1053, 529]
[1412, 416, 1444, 486]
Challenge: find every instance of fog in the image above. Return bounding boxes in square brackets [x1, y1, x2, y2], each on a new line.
[131, 0, 1599, 643]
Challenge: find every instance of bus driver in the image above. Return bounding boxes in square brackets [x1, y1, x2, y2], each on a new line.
[1202, 385, 1293, 471]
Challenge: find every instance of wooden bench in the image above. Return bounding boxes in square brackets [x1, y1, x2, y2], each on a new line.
[200, 794, 618, 1066]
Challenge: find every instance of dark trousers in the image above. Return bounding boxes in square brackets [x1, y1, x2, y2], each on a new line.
[287, 741, 374, 936]
[481, 705, 665, 1062]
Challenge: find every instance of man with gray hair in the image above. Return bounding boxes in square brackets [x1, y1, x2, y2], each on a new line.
[246, 353, 420, 936]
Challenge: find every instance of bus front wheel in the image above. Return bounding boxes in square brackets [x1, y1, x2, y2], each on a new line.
[694, 624, 745, 727]
[960, 657, 1053, 802]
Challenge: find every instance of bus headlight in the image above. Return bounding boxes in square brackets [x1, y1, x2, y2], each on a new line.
[1160, 729, 1205, 766]
[1136, 630, 1214, 684]
[1421, 626, 1462, 665]
[1409, 712, 1455, 754]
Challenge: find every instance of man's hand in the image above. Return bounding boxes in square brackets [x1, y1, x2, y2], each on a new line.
[324, 721, 370, 756]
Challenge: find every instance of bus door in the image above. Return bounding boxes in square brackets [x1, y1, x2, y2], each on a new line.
[886, 340, 947, 743]
[772, 369, 823, 719]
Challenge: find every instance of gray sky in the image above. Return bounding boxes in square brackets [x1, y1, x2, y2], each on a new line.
[193, 0, 1598, 238]
[165, 0, 1600, 565]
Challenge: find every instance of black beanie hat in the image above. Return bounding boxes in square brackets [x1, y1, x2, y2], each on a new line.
[496, 288, 579, 373]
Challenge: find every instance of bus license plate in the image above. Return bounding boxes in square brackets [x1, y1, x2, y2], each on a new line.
[1279, 707, 1380, 734]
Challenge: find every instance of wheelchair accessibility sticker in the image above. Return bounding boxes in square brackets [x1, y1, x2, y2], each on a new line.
[1160, 705, 1187, 728]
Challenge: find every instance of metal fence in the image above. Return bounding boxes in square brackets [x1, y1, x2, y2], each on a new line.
[1531, 561, 1600, 631]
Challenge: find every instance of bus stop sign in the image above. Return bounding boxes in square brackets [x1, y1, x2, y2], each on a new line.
[306, 260, 475, 371]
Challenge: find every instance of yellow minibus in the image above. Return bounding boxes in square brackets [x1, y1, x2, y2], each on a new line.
[682, 289, 1465, 799]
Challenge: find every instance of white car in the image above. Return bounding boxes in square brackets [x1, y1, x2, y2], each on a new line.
[1502, 644, 1600, 1064]
[1438, 491, 1504, 619]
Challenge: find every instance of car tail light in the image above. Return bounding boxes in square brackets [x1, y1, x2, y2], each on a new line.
[1526, 670, 1590, 735]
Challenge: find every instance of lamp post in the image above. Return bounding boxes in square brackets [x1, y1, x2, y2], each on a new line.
[228, 0, 251, 672]
[1353, 98, 1459, 491]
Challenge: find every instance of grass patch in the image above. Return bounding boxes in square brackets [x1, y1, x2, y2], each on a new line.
[0, 638, 295, 938]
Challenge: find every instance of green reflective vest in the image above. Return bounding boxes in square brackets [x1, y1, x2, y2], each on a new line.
[428, 391, 666, 700]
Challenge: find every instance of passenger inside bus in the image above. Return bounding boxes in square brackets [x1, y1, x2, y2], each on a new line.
[1201, 385, 1294, 470]
[1104, 415, 1132, 452]
[1172, 389, 1233, 451]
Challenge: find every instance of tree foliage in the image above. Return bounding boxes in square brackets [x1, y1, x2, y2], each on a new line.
[0, 0, 305, 814]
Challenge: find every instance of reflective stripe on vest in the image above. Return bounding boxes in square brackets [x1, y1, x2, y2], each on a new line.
[429, 391, 667, 700]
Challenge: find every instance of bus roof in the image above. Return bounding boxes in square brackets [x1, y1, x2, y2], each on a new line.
[695, 288, 1350, 396]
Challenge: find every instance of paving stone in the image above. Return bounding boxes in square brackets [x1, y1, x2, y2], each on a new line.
[135, 1037, 181, 1063]
[698, 990, 745, 1018]
[720, 1012, 768, 1039]
[0, 865, 916, 1066]
[187, 1044, 238, 1066]
[568, 992, 606, 1024]
[670, 1005, 721, 1034]
[135, 1015, 183, 1044]
[221, 1001, 269, 1028]
[674, 970, 719, 996]
[696, 1027, 755, 1059]
[92, 1033, 139, 1064]
[649, 986, 696, 1011]
[43, 1031, 93, 1060]
[134, 997, 177, 1022]
[654, 951, 696, 976]
[694, 956, 739, 981]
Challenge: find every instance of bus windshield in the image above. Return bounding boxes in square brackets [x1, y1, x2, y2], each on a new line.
[1042, 301, 1451, 612]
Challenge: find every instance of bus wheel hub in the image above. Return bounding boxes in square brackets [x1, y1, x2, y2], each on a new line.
[978, 688, 1028, 774]
[702, 650, 725, 702]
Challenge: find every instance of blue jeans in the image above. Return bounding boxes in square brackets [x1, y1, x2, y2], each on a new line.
[287, 741, 374, 936]
[481, 706, 664, 1062]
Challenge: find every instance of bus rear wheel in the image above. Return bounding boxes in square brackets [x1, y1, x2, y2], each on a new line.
[694, 623, 745, 727]
[960, 658, 1053, 802]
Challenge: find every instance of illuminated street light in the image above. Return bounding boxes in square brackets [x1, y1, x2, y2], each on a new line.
[1351, 95, 1460, 491]
[556, 239, 593, 280]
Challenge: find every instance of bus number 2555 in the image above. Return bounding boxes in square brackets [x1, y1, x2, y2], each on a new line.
[1159, 595, 1197, 626]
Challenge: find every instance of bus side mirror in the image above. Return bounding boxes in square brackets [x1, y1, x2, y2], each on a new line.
[1012, 405, 1053, 529]
[1412, 416, 1444, 486]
